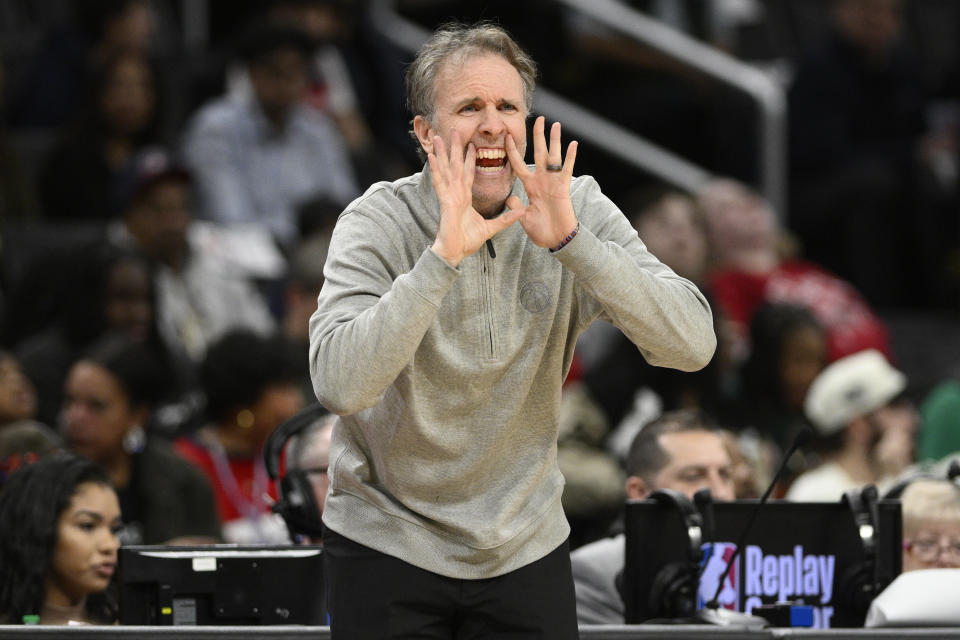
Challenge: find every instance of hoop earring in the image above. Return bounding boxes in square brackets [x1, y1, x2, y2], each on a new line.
[123, 424, 146, 454]
[237, 409, 255, 429]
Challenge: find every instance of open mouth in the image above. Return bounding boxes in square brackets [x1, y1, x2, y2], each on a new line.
[475, 148, 506, 173]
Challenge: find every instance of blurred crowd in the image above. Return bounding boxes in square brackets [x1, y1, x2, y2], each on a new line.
[1, 0, 960, 628]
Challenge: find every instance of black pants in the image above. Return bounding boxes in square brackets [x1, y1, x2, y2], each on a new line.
[322, 526, 579, 639]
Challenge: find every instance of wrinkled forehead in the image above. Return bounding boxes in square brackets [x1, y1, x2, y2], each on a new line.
[433, 50, 524, 103]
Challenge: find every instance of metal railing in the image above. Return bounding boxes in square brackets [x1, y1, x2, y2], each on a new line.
[369, 0, 787, 217]
[556, 0, 787, 216]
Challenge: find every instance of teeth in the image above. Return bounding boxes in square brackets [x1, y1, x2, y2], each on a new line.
[477, 148, 505, 159]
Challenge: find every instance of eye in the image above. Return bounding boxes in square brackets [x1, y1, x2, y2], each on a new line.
[460, 104, 477, 114]
[500, 103, 518, 112]
[77, 521, 97, 532]
[912, 539, 938, 553]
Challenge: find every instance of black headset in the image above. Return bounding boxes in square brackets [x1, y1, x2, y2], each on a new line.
[839, 484, 882, 618]
[645, 488, 707, 620]
[881, 459, 960, 500]
[263, 402, 331, 540]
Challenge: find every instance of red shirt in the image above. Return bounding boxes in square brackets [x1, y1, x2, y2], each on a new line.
[174, 437, 278, 524]
[709, 260, 892, 362]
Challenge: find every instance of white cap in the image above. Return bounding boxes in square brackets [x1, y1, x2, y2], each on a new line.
[804, 349, 907, 436]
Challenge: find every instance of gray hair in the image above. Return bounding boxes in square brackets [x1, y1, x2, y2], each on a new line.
[405, 22, 537, 157]
[902, 478, 960, 535]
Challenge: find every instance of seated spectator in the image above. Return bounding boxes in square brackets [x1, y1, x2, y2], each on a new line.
[0, 421, 63, 490]
[175, 330, 305, 543]
[0, 452, 121, 625]
[725, 303, 827, 452]
[570, 409, 734, 625]
[901, 478, 960, 572]
[108, 146, 277, 363]
[228, 0, 409, 186]
[0, 351, 39, 429]
[279, 410, 334, 544]
[182, 23, 360, 247]
[787, 349, 918, 501]
[698, 178, 892, 365]
[630, 186, 710, 284]
[0, 349, 58, 485]
[15, 242, 184, 427]
[62, 335, 221, 544]
[37, 48, 167, 221]
[6, 0, 158, 129]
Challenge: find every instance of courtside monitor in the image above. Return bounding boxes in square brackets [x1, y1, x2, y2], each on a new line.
[119, 544, 325, 625]
[623, 499, 901, 628]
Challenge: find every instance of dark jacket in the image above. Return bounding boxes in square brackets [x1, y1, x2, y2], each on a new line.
[135, 438, 222, 544]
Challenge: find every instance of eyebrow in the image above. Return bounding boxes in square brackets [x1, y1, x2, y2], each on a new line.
[73, 510, 105, 520]
[676, 463, 730, 473]
[453, 96, 517, 108]
[675, 465, 708, 474]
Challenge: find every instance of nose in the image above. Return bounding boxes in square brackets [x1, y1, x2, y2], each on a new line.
[132, 299, 152, 326]
[63, 403, 87, 431]
[478, 105, 505, 138]
[100, 529, 121, 556]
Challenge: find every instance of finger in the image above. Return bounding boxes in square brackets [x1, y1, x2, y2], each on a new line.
[449, 129, 463, 170]
[533, 116, 548, 169]
[548, 121, 563, 167]
[505, 194, 525, 211]
[433, 135, 448, 169]
[562, 140, 578, 177]
[487, 207, 524, 238]
[426, 150, 440, 176]
[505, 133, 529, 177]
[427, 149, 449, 187]
[463, 141, 476, 173]
[463, 141, 476, 191]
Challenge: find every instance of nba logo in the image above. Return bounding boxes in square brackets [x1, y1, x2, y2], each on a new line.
[698, 542, 740, 611]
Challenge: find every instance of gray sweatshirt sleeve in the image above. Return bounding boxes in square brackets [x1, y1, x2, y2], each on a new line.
[556, 176, 716, 372]
[308, 209, 458, 415]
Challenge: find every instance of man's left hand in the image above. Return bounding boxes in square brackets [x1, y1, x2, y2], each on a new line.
[504, 116, 579, 249]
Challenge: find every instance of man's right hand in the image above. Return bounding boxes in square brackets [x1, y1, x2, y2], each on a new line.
[428, 131, 521, 267]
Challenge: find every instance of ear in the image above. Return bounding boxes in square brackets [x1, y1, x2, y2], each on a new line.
[626, 475, 650, 500]
[413, 115, 435, 155]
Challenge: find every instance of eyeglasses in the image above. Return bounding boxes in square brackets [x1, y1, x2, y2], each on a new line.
[903, 537, 960, 562]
